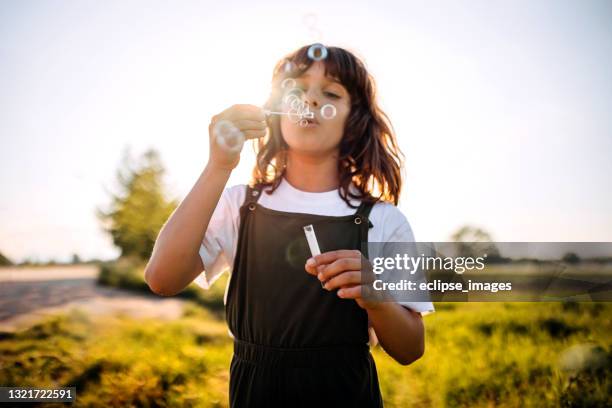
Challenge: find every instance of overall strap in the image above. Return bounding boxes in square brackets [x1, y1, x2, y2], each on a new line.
[354, 200, 375, 229]
[243, 183, 264, 208]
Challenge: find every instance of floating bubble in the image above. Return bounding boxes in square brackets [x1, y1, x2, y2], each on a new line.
[290, 98, 305, 112]
[307, 43, 328, 61]
[281, 78, 296, 89]
[320, 103, 337, 120]
[301, 110, 314, 119]
[285, 236, 311, 269]
[283, 87, 305, 104]
[299, 119, 308, 127]
[559, 343, 608, 373]
[287, 109, 302, 123]
[284, 93, 310, 118]
[302, 13, 317, 32]
[283, 61, 295, 73]
[266, 104, 313, 124]
[302, 13, 323, 42]
[284, 93, 299, 105]
[296, 104, 314, 120]
[214, 120, 234, 138]
[214, 120, 244, 152]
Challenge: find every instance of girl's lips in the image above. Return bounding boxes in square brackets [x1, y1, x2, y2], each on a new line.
[302, 119, 319, 128]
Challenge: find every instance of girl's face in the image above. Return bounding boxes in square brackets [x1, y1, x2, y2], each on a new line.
[279, 61, 351, 155]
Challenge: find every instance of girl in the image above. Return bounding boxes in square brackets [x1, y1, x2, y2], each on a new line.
[145, 44, 434, 407]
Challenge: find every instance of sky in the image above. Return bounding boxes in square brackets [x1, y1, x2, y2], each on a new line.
[1, 0, 611, 263]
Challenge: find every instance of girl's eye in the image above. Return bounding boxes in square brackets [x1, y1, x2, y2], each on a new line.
[324, 91, 340, 99]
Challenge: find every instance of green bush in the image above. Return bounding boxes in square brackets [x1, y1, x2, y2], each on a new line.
[97, 257, 227, 314]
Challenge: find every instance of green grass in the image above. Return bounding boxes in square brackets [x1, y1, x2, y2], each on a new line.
[1, 305, 232, 407]
[374, 302, 611, 407]
[0, 302, 610, 407]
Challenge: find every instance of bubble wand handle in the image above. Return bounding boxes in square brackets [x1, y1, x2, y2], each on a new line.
[263, 109, 314, 119]
[263, 109, 288, 116]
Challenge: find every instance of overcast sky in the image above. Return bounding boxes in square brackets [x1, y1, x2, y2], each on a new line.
[1, 0, 611, 262]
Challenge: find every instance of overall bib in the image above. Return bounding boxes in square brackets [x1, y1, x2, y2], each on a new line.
[226, 183, 384, 408]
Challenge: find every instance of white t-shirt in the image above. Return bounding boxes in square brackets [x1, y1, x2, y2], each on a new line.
[196, 176, 435, 318]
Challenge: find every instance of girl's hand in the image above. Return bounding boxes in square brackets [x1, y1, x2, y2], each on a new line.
[208, 104, 267, 171]
[304, 250, 381, 310]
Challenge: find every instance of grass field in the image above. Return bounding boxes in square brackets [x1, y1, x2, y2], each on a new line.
[1, 291, 610, 407]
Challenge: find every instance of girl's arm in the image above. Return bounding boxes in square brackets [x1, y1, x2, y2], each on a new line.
[362, 302, 424, 365]
[145, 163, 232, 296]
[145, 104, 266, 296]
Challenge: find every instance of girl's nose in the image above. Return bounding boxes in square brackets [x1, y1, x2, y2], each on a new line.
[305, 90, 319, 108]
[305, 98, 319, 109]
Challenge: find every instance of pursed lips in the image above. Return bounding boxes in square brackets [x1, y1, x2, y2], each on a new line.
[305, 116, 319, 125]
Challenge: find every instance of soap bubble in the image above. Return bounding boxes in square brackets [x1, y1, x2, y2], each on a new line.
[299, 119, 308, 127]
[285, 236, 310, 269]
[287, 106, 313, 124]
[301, 110, 314, 119]
[287, 109, 302, 123]
[289, 98, 305, 111]
[559, 343, 608, 373]
[302, 13, 323, 42]
[214, 120, 235, 139]
[320, 104, 337, 120]
[280, 86, 314, 124]
[283, 90, 311, 121]
[283, 87, 305, 104]
[283, 60, 295, 73]
[281, 78, 296, 89]
[214, 120, 244, 152]
[307, 43, 328, 61]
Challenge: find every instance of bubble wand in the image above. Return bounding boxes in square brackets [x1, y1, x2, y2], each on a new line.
[263, 109, 314, 119]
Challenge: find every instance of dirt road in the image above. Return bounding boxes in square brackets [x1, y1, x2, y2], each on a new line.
[0, 265, 185, 332]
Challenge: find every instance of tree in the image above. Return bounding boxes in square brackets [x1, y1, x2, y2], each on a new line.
[0, 251, 13, 266]
[562, 252, 580, 264]
[96, 147, 178, 260]
[450, 225, 501, 261]
[71, 253, 82, 264]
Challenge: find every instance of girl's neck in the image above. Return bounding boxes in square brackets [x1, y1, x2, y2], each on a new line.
[284, 150, 339, 193]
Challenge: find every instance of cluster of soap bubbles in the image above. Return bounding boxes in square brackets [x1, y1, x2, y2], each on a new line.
[279, 43, 337, 128]
[214, 43, 338, 150]
[281, 80, 315, 127]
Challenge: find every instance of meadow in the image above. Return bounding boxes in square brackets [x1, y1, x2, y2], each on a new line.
[1, 268, 610, 407]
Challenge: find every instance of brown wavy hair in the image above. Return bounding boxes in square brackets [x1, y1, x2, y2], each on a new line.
[250, 44, 404, 208]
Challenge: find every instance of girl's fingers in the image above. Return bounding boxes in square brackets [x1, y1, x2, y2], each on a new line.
[337, 285, 362, 299]
[224, 104, 266, 122]
[215, 104, 266, 127]
[305, 251, 364, 280]
[305, 262, 318, 276]
[317, 257, 362, 281]
[312, 250, 361, 266]
[322, 271, 361, 291]
[233, 119, 267, 131]
[242, 129, 267, 140]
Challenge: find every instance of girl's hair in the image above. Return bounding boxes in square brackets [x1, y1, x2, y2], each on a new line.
[251, 44, 404, 208]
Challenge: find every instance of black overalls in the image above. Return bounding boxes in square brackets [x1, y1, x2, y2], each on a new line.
[226, 183, 384, 408]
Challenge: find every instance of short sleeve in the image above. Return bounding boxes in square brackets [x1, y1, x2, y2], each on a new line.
[194, 184, 243, 290]
[385, 208, 436, 317]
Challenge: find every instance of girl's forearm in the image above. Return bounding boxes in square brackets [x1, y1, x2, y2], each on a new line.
[144, 162, 232, 295]
[366, 302, 425, 365]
